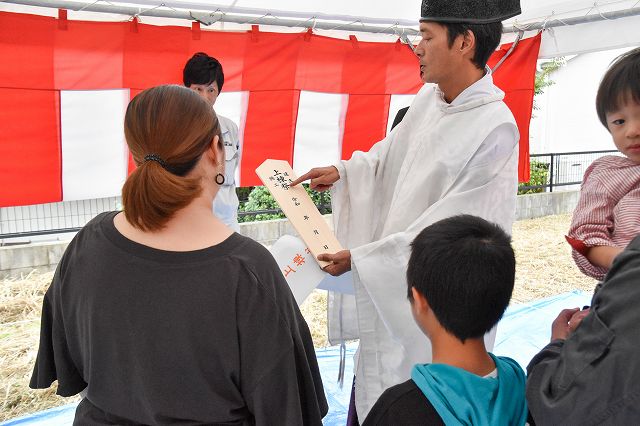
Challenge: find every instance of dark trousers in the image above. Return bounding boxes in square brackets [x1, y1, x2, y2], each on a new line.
[346, 377, 360, 426]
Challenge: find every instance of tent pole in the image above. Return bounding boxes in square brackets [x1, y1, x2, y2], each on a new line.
[0, 0, 420, 36]
[3, 0, 640, 36]
[503, 7, 640, 32]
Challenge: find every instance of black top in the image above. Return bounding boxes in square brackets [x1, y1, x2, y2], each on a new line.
[362, 379, 445, 426]
[30, 212, 327, 425]
[390, 106, 410, 131]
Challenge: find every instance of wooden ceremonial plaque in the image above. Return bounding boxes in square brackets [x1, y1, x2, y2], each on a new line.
[256, 159, 343, 269]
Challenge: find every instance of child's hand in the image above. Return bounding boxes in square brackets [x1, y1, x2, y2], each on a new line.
[568, 308, 590, 333]
[551, 308, 580, 341]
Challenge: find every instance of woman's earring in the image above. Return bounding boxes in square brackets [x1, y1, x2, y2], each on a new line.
[215, 173, 225, 185]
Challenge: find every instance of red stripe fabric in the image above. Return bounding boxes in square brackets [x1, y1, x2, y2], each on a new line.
[192, 32, 247, 92]
[342, 95, 391, 160]
[0, 12, 55, 90]
[295, 33, 346, 94]
[0, 88, 62, 207]
[0, 11, 541, 205]
[385, 41, 423, 94]
[241, 91, 300, 186]
[241, 29, 299, 91]
[489, 33, 542, 182]
[123, 22, 189, 90]
[54, 20, 124, 89]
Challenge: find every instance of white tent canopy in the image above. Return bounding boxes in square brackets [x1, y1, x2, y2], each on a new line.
[2, 0, 640, 58]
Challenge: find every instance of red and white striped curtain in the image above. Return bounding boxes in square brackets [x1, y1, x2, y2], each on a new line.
[0, 11, 541, 207]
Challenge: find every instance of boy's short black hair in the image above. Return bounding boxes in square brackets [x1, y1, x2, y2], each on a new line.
[183, 52, 225, 92]
[595, 47, 640, 130]
[441, 22, 503, 70]
[407, 215, 515, 342]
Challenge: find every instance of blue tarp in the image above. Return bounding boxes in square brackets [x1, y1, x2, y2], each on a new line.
[2, 290, 592, 426]
[493, 289, 592, 370]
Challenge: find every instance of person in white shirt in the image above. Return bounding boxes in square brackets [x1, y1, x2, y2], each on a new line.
[291, 0, 522, 422]
[184, 52, 241, 231]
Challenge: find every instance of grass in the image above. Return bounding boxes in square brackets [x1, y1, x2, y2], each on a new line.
[0, 213, 597, 421]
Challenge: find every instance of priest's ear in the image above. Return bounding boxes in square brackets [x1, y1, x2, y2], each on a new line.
[459, 29, 477, 60]
[444, 22, 503, 70]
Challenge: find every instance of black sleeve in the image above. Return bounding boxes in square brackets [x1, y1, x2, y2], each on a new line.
[525, 340, 564, 425]
[236, 244, 327, 426]
[29, 262, 87, 396]
[526, 340, 565, 376]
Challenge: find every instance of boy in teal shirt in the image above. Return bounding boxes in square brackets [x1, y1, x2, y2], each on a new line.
[364, 215, 527, 425]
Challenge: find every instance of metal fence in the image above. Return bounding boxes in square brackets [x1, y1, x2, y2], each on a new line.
[0, 149, 620, 241]
[518, 149, 619, 192]
[0, 197, 122, 243]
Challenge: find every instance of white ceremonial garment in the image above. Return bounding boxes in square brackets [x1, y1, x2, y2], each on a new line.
[328, 70, 519, 418]
[213, 115, 241, 232]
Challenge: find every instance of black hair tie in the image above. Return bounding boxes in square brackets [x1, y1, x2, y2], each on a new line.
[142, 153, 199, 176]
[143, 154, 167, 167]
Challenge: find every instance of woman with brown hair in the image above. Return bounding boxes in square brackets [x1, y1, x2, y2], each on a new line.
[30, 85, 328, 425]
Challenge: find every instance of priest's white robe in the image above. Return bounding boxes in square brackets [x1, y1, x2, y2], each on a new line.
[328, 71, 519, 418]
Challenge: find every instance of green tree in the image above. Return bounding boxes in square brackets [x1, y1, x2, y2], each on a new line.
[238, 185, 331, 222]
[518, 161, 550, 194]
[533, 57, 565, 113]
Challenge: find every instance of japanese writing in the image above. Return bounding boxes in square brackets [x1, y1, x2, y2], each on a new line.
[293, 254, 305, 266]
[283, 265, 296, 277]
[269, 169, 294, 190]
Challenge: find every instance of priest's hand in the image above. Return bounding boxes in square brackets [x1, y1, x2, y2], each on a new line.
[290, 166, 340, 191]
[318, 250, 351, 276]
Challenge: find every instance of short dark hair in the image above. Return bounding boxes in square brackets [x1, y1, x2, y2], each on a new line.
[183, 52, 225, 92]
[595, 47, 640, 130]
[407, 215, 515, 342]
[441, 22, 503, 69]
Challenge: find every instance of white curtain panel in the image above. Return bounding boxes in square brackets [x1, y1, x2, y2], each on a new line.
[61, 89, 129, 201]
[292, 91, 346, 177]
